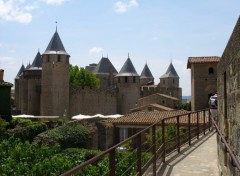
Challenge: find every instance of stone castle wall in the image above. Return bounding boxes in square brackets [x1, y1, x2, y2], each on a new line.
[191, 63, 218, 111]
[69, 88, 118, 116]
[217, 17, 240, 176]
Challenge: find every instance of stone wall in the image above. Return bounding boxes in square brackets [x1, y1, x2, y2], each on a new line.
[191, 63, 218, 111]
[69, 88, 118, 116]
[217, 17, 240, 176]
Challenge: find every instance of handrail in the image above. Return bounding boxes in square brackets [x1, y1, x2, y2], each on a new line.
[211, 117, 240, 170]
[61, 109, 211, 176]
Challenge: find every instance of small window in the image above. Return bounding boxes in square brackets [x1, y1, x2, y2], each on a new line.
[163, 80, 165, 84]
[57, 55, 61, 62]
[173, 79, 175, 84]
[162, 100, 165, 104]
[118, 77, 120, 83]
[125, 77, 128, 83]
[133, 76, 136, 83]
[47, 55, 50, 62]
[209, 67, 214, 74]
[66, 57, 69, 63]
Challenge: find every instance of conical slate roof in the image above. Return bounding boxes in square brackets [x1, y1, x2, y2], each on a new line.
[43, 30, 69, 55]
[140, 64, 154, 79]
[15, 64, 25, 78]
[25, 62, 31, 70]
[31, 51, 42, 67]
[93, 57, 118, 75]
[116, 57, 139, 77]
[160, 62, 179, 78]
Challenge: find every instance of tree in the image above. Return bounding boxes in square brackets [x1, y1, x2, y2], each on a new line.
[69, 65, 100, 89]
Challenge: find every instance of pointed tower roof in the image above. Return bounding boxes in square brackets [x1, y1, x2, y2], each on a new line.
[43, 30, 69, 55]
[160, 62, 179, 78]
[93, 57, 118, 74]
[15, 64, 25, 78]
[140, 63, 154, 79]
[25, 62, 31, 70]
[31, 51, 42, 67]
[116, 56, 139, 77]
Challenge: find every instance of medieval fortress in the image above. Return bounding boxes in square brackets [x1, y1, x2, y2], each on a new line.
[14, 29, 182, 117]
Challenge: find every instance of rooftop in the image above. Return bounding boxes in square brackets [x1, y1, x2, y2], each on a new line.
[187, 56, 220, 68]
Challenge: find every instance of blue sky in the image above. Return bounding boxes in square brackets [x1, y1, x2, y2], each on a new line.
[0, 0, 240, 96]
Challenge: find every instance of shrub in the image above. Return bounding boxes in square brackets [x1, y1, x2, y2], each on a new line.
[0, 118, 9, 137]
[12, 118, 33, 127]
[34, 123, 90, 149]
[3, 122, 48, 142]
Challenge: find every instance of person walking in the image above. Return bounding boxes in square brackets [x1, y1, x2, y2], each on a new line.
[209, 94, 218, 127]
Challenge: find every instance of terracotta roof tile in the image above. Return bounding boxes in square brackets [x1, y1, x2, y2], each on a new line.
[187, 56, 220, 68]
[111, 110, 209, 126]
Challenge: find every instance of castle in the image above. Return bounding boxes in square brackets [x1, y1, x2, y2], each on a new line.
[14, 28, 182, 117]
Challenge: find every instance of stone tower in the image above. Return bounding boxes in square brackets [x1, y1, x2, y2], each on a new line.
[187, 56, 219, 111]
[93, 56, 118, 89]
[15, 64, 25, 112]
[140, 63, 154, 86]
[41, 29, 70, 116]
[159, 62, 182, 99]
[115, 55, 140, 114]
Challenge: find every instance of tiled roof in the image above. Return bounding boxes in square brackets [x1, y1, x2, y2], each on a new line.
[140, 63, 154, 79]
[187, 56, 220, 68]
[111, 110, 209, 126]
[138, 93, 179, 101]
[130, 103, 174, 112]
[93, 57, 118, 75]
[116, 57, 139, 77]
[160, 63, 179, 78]
[43, 31, 69, 56]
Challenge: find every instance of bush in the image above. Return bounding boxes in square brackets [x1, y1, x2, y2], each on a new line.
[0, 118, 9, 137]
[34, 123, 90, 149]
[12, 118, 33, 127]
[3, 122, 48, 142]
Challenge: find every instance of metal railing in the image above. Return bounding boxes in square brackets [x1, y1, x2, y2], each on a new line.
[61, 110, 211, 176]
[211, 118, 240, 170]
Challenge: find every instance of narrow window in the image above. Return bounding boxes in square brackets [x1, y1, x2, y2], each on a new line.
[133, 76, 136, 83]
[125, 76, 128, 83]
[57, 55, 61, 62]
[47, 55, 50, 62]
[173, 79, 175, 84]
[118, 77, 120, 83]
[163, 80, 165, 84]
[209, 67, 214, 74]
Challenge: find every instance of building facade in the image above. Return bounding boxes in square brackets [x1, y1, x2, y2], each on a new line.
[15, 29, 182, 117]
[187, 56, 220, 111]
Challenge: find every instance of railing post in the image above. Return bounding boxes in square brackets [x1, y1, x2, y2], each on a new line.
[177, 116, 180, 153]
[208, 109, 211, 131]
[203, 110, 206, 135]
[162, 119, 165, 163]
[152, 125, 156, 176]
[188, 113, 191, 145]
[197, 112, 199, 140]
[137, 133, 142, 176]
[109, 149, 115, 176]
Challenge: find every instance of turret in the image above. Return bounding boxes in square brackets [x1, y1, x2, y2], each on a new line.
[15, 64, 25, 112]
[140, 63, 154, 86]
[93, 56, 118, 89]
[115, 54, 140, 114]
[159, 62, 179, 88]
[41, 28, 70, 116]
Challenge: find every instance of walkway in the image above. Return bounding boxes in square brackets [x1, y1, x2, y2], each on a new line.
[158, 131, 219, 176]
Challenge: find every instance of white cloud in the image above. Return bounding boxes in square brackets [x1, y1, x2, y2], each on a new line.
[0, 0, 34, 24]
[89, 47, 103, 54]
[42, 0, 66, 5]
[114, 0, 138, 13]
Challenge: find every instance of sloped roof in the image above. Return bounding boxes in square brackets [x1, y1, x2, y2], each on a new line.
[160, 62, 179, 78]
[25, 63, 31, 70]
[111, 110, 208, 126]
[43, 31, 69, 55]
[130, 103, 174, 112]
[187, 56, 220, 68]
[93, 57, 118, 74]
[15, 64, 25, 78]
[116, 57, 139, 77]
[140, 63, 154, 79]
[31, 51, 42, 67]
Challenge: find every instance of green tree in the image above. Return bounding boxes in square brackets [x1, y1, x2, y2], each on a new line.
[69, 65, 100, 89]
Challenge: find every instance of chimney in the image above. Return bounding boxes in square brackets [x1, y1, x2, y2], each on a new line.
[0, 69, 4, 83]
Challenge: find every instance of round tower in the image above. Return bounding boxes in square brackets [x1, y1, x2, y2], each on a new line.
[115, 54, 140, 114]
[41, 29, 70, 116]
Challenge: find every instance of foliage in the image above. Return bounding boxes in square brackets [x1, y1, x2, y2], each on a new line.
[69, 65, 100, 89]
[0, 118, 9, 137]
[0, 138, 100, 176]
[3, 122, 48, 142]
[34, 123, 90, 149]
[177, 101, 191, 111]
[12, 118, 33, 127]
